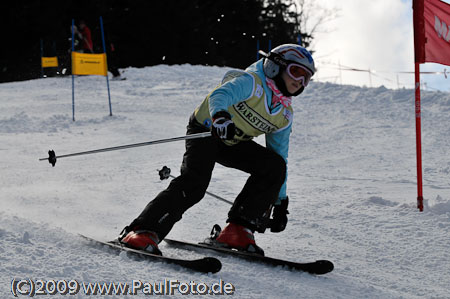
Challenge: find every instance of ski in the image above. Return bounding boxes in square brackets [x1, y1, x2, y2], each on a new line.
[79, 234, 222, 274]
[164, 238, 334, 275]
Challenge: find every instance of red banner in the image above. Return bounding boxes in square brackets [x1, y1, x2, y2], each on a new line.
[414, 0, 450, 66]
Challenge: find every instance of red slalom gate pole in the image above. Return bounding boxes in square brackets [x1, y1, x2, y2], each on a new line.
[415, 62, 424, 211]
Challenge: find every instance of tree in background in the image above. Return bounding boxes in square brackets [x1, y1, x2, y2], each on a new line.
[0, 0, 331, 83]
[293, 0, 339, 52]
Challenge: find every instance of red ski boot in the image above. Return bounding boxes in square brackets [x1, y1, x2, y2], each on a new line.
[215, 223, 264, 255]
[120, 230, 162, 255]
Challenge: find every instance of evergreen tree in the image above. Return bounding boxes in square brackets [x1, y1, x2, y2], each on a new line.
[0, 0, 313, 83]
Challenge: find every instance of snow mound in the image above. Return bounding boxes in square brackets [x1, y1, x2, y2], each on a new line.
[425, 195, 450, 215]
[367, 196, 398, 207]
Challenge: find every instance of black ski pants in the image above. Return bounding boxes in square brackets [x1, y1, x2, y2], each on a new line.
[129, 115, 286, 240]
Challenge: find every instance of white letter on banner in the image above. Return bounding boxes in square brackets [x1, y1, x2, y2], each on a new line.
[434, 15, 450, 42]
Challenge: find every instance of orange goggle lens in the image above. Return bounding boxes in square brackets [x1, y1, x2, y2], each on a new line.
[287, 64, 312, 86]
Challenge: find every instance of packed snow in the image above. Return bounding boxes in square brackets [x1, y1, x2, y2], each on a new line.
[1, 64, 450, 298]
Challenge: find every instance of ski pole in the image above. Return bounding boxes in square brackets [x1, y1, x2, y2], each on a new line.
[158, 166, 280, 230]
[158, 166, 233, 205]
[40, 132, 212, 167]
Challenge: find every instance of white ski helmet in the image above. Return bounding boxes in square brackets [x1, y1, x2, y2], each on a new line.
[262, 44, 316, 79]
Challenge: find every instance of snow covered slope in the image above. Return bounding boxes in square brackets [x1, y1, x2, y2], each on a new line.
[1, 65, 449, 298]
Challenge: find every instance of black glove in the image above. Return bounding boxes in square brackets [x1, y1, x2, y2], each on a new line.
[270, 197, 289, 233]
[211, 111, 235, 140]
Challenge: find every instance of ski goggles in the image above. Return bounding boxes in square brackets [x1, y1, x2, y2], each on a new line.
[260, 51, 313, 87]
[286, 63, 312, 87]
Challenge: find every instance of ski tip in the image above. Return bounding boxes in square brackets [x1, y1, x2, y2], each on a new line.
[314, 260, 334, 275]
[202, 257, 222, 273]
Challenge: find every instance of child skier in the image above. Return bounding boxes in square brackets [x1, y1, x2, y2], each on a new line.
[118, 44, 316, 256]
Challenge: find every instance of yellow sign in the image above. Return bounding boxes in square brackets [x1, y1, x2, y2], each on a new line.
[71, 52, 108, 76]
[41, 56, 58, 68]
